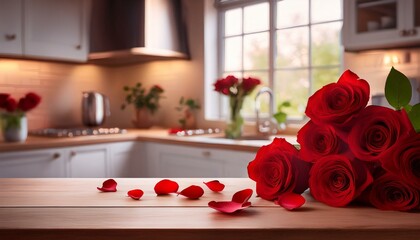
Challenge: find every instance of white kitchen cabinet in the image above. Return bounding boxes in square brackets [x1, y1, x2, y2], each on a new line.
[145, 142, 256, 178]
[109, 141, 145, 177]
[0, 148, 66, 177]
[0, 0, 90, 62]
[0, 0, 23, 56]
[66, 143, 109, 178]
[0, 141, 144, 178]
[343, 0, 420, 51]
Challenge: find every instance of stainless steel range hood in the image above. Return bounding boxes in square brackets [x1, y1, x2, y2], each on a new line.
[88, 0, 189, 66]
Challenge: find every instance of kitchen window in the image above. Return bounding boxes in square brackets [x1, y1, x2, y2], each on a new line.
[214, 0, 343, 121]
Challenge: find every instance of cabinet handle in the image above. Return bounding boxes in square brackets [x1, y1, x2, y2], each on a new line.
[76, 45, 81, 50]
[52, 153, 61, 159]
[70, 151, 76, 157]
[202, 151, 211, 157]
[400, 30, 408, 37]
[5, 34, 16, 40]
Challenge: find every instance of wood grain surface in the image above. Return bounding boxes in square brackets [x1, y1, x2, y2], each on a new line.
[0, 178, 419, 240]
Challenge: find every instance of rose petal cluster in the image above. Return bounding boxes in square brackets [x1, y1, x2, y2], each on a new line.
[295, 69, 419, 211]
[0, 92, 41, 112]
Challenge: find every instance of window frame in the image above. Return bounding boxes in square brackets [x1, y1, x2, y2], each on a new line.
[215, 0, 344, 123]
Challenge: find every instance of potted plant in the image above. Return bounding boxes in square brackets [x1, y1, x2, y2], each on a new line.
[175, 97, 200, 129]
[121, 83, 164, 129]
[0, 92, 41, 142]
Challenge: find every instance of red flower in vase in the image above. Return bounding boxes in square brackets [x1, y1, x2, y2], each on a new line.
[0, 92, 41, 113]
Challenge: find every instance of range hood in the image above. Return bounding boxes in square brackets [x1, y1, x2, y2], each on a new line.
[88, 0, 189, 66]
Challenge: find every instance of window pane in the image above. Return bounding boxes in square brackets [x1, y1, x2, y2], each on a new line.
[225, 8, 242, 36]
[224, 37, 242, 71]
[277, 0, 309, 28]
[275, 69, 309, 119]
[242, 71, 269, 118]
[276, 27, 309, 68]
[312, 67, 340, 93]
[311, 0, 342, 23]
[244, 32, 269, 70]
[244, 3, 269, 33]
[311, 22, 342, 66]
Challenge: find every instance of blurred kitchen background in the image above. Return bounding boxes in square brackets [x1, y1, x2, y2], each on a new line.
[1, 0, 419, 132]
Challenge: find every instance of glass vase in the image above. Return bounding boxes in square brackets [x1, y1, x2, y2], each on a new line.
[225, 96, 244, 139]
[1, 112, 28, 142]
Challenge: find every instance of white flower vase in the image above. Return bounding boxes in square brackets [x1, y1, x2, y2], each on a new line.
[1, 113, 28, 142]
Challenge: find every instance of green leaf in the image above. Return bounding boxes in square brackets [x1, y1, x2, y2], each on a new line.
[404, 104, 413, 113]
[281, 101, 291, 107]
[408, 103, 420, 132]
[273, 112, 287, 124]
[385, 67, 412, 110]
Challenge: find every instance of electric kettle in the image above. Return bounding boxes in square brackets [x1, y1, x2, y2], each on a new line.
[82, 92, 111, 126]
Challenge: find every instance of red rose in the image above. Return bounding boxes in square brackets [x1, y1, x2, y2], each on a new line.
[348, 106, 415, 162]
[305, 70, 370, 127]
[247, 138, 311, 201]
[369, 173, 420, 211]
[4, 97, 17, 112]
[18, 92, 41, 112]
[297, 120, 348, 163]
[214, 75, 238, 95]
[0, 93, 10, 108]
[151, 85, 164, 93]
[309, 155, 373, 207]
[242, 77, 261, 93]
[381, 134, 420, 189]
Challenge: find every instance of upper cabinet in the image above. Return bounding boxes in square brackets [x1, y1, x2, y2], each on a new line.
[343, 0, 420, 51]
[0, 0, 23, 56]
[0, 0, 90, 62]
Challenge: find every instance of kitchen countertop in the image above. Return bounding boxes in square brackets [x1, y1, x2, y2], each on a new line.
[0, 178, 418, 240]
[0, 129, 297, 152]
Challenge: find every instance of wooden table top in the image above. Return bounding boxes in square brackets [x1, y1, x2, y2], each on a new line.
[0, 178, 419, 240]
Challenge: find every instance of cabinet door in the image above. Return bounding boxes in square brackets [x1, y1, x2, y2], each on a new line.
[0, 148, 65, 177]
[66, 144, 109, 178]
[145, 143, 256, 178]
[23, 0, 89, 62]
[109, 141, 145, 177]
[343, 0, 420, 50]
[146, 143, 225, 178]
[0, 0, 22, 55]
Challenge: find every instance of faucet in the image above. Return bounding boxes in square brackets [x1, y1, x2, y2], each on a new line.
[255, 87, 277, 135]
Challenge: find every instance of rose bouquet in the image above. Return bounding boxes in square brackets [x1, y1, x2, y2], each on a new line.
[248, 68, 420, 211]
[214, 75, 261, 139]
[0, 92, 42, 142]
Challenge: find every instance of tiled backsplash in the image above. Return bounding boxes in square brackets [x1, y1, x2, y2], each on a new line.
[0, 59, 112, 130]
[344, 49, 420, 96]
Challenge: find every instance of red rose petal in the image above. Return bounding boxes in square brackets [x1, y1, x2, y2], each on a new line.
[178, 185, 204, 199]
[232, 188, 253, 204]
[97, 179, 117, 192]
[203, 180, 225, 192]
[208, 189, 253, 213]
[127, 189, 144, 200]
[208, 201, 251, 213]
[154, 179, 179, 195]
[275, 193, 305, 210]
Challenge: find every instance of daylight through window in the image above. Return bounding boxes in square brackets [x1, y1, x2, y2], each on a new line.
[217, 0, 343, 121]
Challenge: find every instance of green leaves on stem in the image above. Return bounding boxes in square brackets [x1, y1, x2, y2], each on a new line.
[385, 67, 419, 132]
